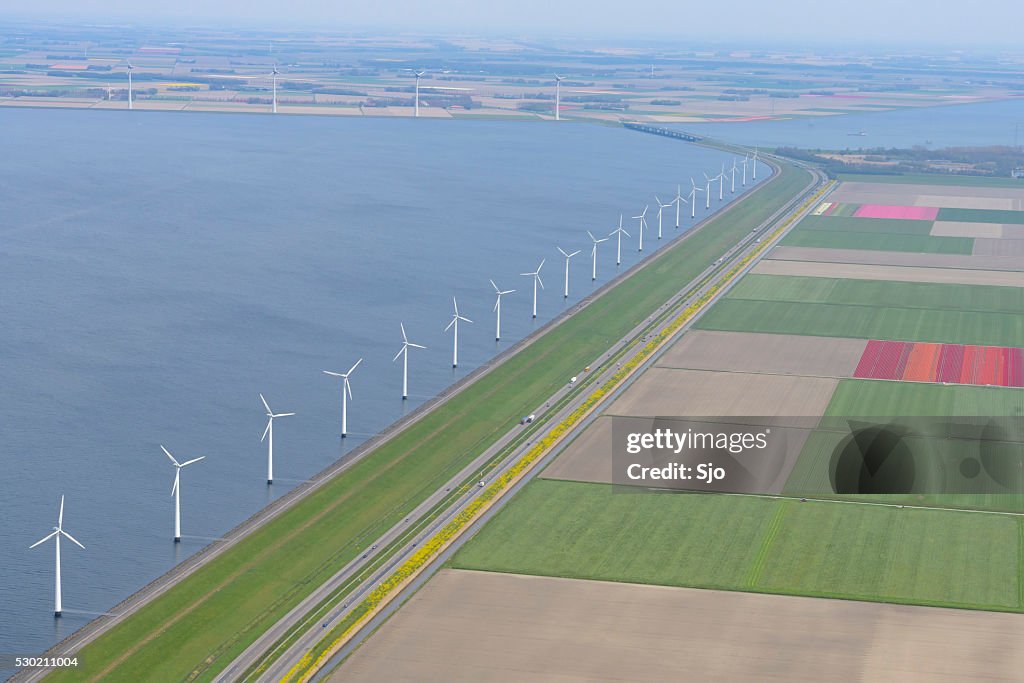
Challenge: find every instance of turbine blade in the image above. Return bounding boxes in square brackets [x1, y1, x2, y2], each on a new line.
[58, 495, 64, 528]
[261, 418, 272, 442]
[171, 471, 179, 497]
[347, 358, 363, 375]
[274, 412, 295, 417]
[490, 278, 499, 292]
[537, 275, 545, 289]
[323, 370, 344, 377]
[180, 456, 205, 467]
[30, 530, 59, 549]
[393, 346, 405, 362]
[346, 379, 353, 400]
[61, 530, 85, 550]
[409, 342, 426, 349]
[452, 296, 459, 315]
[459, 315, 474, 323]
[161, 445, 179, 467]
[259, 393, 272, 414]
[569, 250, 581, 257]
[537, 258, 545, 271]
[400, 322, 408, 343]
[445, 317, 456, 332]
[587, 230, 596, 242]
[502, 289, 516, 294]
[557, 246, 568, 257]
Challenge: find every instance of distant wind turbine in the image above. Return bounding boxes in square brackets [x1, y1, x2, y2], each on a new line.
[703, 172, 712, 210]
[556, 247, 581, 298]
[633, 206, 649, 252]
[741, 155, 749, 186]
[162, 446, 205, 543]
[520, 259, 545, 318]
[271, 65, 280, 114]
[609, 214, 630, 266]
[414, 70, 425, 117]
[730, 159, 738, 193]
[689, 178, 703, 219]
[444, 297, 473, 367]
[393, 323, 426, 400]
[324, 358, 362, 438]
[29, 495, 84, 617]
[587, 230, 609, 280]
[752, 148, 760, 180]
[259, 393, 294, 484]
[655, 196, 672, 239]
[553, 73, 564, 121]
[126, 61, 133, 110]
[490, 279, 516, 341]
[717, 163, 726, 202]
[673, 184, 687, 229]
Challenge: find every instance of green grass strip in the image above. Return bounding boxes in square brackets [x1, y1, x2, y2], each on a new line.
[795, 214, 935, 235]
[745, 501, 788, 588]
[835, 173, 1024, 189]
[780, 229, 973, 254]
[937, 207, 1024, 225]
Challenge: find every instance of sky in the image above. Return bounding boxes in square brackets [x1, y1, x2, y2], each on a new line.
[2, 0, 1021, 47]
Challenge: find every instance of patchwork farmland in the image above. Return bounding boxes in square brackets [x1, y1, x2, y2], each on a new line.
[335, 175, 1024, 680]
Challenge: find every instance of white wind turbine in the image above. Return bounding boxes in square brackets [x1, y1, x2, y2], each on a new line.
[271, 65, 280, 114]
[259, 394, 294, 484]
[717, 163, 726, 201]
[393, 323, 426, 400]
[520, 259, 545, 318]
[490, 279, 515, 341]
[556, 247, 581, 298]
[673, 184, 687, 229]
[689, 178, 703, 219]
[29, 495, 84, 617]
[609, 214, 631, 266]
[587, 230, 609, 280]
[633, 206, 649, 252]
[323, 358, 362, 438]
[741, 155, 749, 187]
[445, 297, 473, 367]
[162, 446, 205, 543]
[655, 196, 672, 239]
[126, 61, 134, 110]
[414, 70, 425, 117]
[553, 73, 564, 121]
[730, 159, 738, 193]
[703, 172, 712, 210]
[752, 148, 760, 180]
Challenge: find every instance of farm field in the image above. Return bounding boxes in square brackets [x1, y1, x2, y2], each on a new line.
[451, 479, 1024, 612]
[331, 569, 1024, 682]
[752, 259, 1024, 286]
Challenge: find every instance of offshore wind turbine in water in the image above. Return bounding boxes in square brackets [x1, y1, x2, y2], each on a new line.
[162, 446, 205, 543]
[323, 359, 363, 438]
[445, 297, 473, 368]
[554, 73, 564, 121]
[393, 323, 426, 400]
[259, 393, 295, 484]
[556, 247, 581, 298]
[29, 495, 84, 617]
[610, 214, 630, 266]
[490, 279, 516, 341]
[414, 70, 425, 117]
[520, 259, 546, 318]
[587, 230, 609, 281]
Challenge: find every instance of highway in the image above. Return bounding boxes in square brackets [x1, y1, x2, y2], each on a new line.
[238, 156, 830, 683]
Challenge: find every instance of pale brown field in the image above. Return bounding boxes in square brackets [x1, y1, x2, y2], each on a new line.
[752, 258, 1024, 286]
[830, 182, 1024, 204]
[972, 238, 1024, 256]
[332, 569, 1024, 683]
[929, 221, 1006, 238]
[767, 246, 1024, 271]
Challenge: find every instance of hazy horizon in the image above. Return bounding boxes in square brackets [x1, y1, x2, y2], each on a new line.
[2, 1, 1022, 49]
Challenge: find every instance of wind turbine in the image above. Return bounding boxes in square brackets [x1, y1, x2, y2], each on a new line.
[730, 159, 738, 193]
[752, 148, 760, 180]
[258, 394, 294, 484]
[689, 178, 703, 219]
[587, 230, 609, 280]
[162, 446, 205, 543]
[741, 155, 749, 187]
[717, 163, 726, 202]
[271, 65, 279, 114]
[393, 323, 426, 400]
[520, 259, 545, 318]
[490, 279, 515, 341]
[414, 70, 425, 117]
[673, 184, 687, 229]
[633, 206, 649, 252]
[323, 358, 362, 438]
[655, 196, 672, 239]
[609, 215, 630, 266]
[445, 297, 473, 367]
[553, 73, 564, 121]
[29, 495, 84, 617]
[126, 61, 133, 110]
[703, 173, 712, 210]
[556, 247, 581, 298]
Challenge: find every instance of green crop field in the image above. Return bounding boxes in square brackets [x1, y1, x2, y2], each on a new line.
[451, 479, 1024, 612]
[47, 162, 814, 682]
[780, 229, 973, 254]
[795, 215, 934, 235]
[729, 275, 1024, 315]
[783, 380, 1024, 511]
[835, 172, 1024, 189]
[937, 207, 1024, 225]
[697, 275, 1024, 346]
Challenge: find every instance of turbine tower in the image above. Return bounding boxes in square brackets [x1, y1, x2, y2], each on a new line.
[414, 70, 425, 117]
[674, 184, 687, 229]
[689, 178, 703, 219]
[633, 206, 649, 252]
[490, 279, 515, 341]
[717, 163, 726, 202]
[556, 247, 581, 298]
[126, 61, 134, 110]
[393, 323, 426, 400]
[752, 148, 760, 180]
[29, 495, 84, 617]
[445, 297, 473, 367]
[655, 196, 672, 239]
[323, 358, 362, 438]
[553, 73, 564, 121]
[730, 159, 738, 193]
[520, 259, 545, 318]
[609, 214, 631, 266]
[271, 65, 279, 114]
[587, 230, 609, 280]
[703, 173, 712, 210]
[259, 394, 294, 484]
[162, 446, 205, 543]
[741, 155, 749, 186]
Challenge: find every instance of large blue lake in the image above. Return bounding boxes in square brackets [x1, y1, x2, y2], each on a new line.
[0, 108, 766, 660]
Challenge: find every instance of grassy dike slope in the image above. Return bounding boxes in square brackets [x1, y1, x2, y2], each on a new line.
[48, 161, 812, 683]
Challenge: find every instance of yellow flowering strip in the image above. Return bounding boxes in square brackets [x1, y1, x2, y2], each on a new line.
[285, 178, 835, 683]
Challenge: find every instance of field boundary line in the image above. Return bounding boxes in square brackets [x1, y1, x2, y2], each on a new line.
[745, 501, 788, 588]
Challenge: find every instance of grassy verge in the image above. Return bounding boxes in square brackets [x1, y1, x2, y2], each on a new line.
[47, 162, 813, 682]
[451, 479, 1023, 612]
